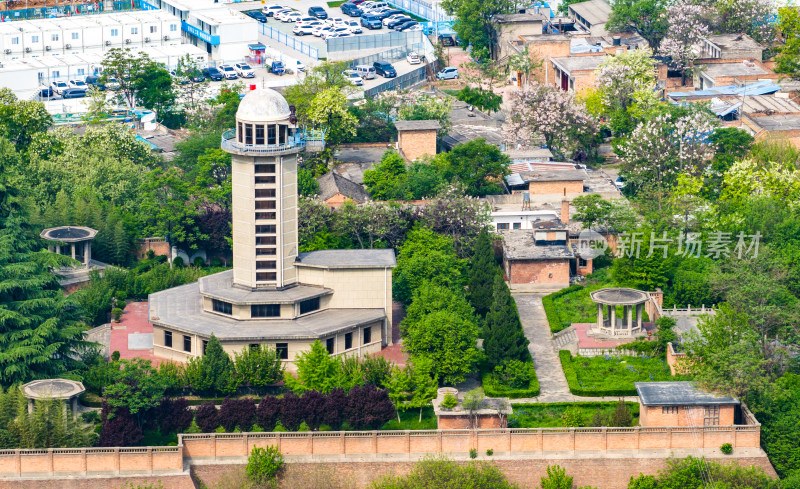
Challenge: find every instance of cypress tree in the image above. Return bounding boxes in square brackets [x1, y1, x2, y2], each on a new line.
[467, 228, 497, 318]
[483, 273, 530, 368]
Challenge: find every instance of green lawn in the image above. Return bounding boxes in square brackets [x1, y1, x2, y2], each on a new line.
[327, 1, 346, 7]
[560, 351, 675, 396]
[509, 402, 640, 428]
[382, 406, 437, 430]
[543, 272, 648, 333]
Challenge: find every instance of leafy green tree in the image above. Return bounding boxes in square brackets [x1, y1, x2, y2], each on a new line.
[246, 445, 284, 484]
[455, 86, 502, 113]
[184, 334, 238, 396]
[134, 60, 176, 122]
[99, 48, 153, 108]
[285, 61, 351, 121]
[467, 228, 497, 318]
[540, 465, 574, 489]
[393, 226, 465, 305]
[0, 89, 52, 151]
[406, 162, 446, 199]
[401, 284, 479, 385]
[307, 87, 358, 149]
[363, 151, 409, 201]
[285, 340, 363, 394]
[387, 357, 438, 422]
[440, 0, 516, 60]
[398, 96, 453, 136]
[233, 346, 285, 389]
[607, 0, 668, 48]
[140, 167, 206, 253]
[298, 167, 320, 196]
[437, 139, 509, 197]
[103, 358, 167, 416]
[483, 274, 530, 367]
[0, 139, 89, 386]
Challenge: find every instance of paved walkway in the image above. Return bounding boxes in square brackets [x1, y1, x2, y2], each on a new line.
[512, 293, 638, 404]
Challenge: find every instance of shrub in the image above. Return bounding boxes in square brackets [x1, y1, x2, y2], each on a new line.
[256, 396, 282, 431]
[302, 390, 327, 430]
[469, 448, 478, 459]
[98, 402, 142, 447]
[441, 393, 458, 409]
[562, 406, 583, 427]
[486, 448, 493, 456]
[346, 384, 396, 430]
[157, 398, 193, 434]
[111, 308, 123, 322]
[193, 257, 205, 267]
[611, 400, 633, 427]
[81, 410, 100, 424]
[194, 402, 219, 432]
[218, 398, 256, 432]
[246, 445, 284, 484]
[720, 443, 733, 454]
[184, 334, 239, 396]
[322, 388, 347, 430]
[281, 392, 305, 431]
[483, 360, 540, 398]
[541, 464, 573, 489]
[172, 256, 184, 268]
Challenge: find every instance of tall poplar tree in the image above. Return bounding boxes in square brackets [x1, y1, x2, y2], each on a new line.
[483, 274, 530, 368]
[466, 228, 497, 319]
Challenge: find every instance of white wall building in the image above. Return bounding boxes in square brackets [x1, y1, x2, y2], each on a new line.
[141, 0, 258, 61]
[0, 10, 180, 60]
[491, 209, 561, 231]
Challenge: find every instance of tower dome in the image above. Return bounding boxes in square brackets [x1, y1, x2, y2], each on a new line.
[236, 88, 292, 123]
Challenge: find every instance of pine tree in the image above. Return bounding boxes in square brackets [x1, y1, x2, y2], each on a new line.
[483, 273, 530, 368]
[0, 138, 89, 386]
[467, 228, 497, 318]
[184, 334, 237, 396]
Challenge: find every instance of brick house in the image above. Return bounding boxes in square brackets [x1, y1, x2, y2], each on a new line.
[316, 172, 369, 208]
[505, 168, 587, 195]
[701, 34, 764, 60]
[550, 54, 606, 93]
[636, 382, 743, 427]
[432, 388, 512, 429]
[395, 120, 440, 161]
[568, 0, 612, 36]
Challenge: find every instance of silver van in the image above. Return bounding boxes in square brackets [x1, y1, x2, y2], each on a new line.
[355, 64, 376, 79]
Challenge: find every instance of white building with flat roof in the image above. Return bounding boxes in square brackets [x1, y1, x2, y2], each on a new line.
[0, 10, 180, 60]
[141, 0, 259, 61]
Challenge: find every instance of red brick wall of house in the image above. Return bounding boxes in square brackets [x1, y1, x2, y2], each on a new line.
[505, 259, 570, 285]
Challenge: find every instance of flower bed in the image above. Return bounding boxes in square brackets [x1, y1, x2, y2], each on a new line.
[559, 350, 674, 396]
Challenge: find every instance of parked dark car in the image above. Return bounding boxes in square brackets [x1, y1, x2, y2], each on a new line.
[387, 16, 411, 28]
[202, 67, 224, 81]
[270, 60, 286, 75]
[438, 33, 459, 46]
[246, 10, 268, 22]
[393, 18, 416, 30]
[373, 61, 396, 78]
[377, 8, 402, 19]
[85, 75, 106, 90]
[360, 13, 382, 29]
[39, 86, 54, 98]
[189, 70, 206, 83]
[341, 2, 362, 16]
[398, 20, 419, 31]
[61, 88, 86, 99]
[308, 6, 328, 18]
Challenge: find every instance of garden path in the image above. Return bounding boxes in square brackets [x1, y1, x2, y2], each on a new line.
[511, 293, 638, 404]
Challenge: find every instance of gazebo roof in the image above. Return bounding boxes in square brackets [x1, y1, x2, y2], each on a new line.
[590, 287, 649, 306]
[21, 379, 85, 401]
[40, 226, 98, 243]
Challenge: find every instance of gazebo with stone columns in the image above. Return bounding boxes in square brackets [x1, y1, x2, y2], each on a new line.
[40, 226, 98, 265]
[590, 287, 649, 337]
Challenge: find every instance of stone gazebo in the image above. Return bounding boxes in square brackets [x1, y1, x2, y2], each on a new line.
[590, 287, 649, 337]
[40, 226, 98, 265]
[21, 379, 86, 418]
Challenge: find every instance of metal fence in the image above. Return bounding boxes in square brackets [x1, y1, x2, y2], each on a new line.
[347, 44, 419, 68]
[328, 29, 422, 53]
[364, 64, 428, 98]
[386, 0, 452, 22]
[0, 0, 142, 21]
[261, 24, 320, 60]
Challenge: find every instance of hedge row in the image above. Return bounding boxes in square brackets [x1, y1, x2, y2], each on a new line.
[559, 350, 638, 397]
[542, 284, 583, 333]
[481, 372, 540, 399]
[512, 401, 640, 415]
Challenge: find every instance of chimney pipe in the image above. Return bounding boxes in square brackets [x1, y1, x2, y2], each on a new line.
[561, 195, 569, 225]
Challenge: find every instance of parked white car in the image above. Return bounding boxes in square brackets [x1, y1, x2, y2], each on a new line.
[383, 13, 406, 26]
[51, 80, 68, 94]
[218, 64, 239, 80]
[343, 69, 363, 86]
[296, 16, 318, 25]
[313, 25, 333, 36]
[327, 32, 353, 39]
[324, 27, 351, 39]
[346, 20, 362, 33]
[69, 79, 87, 88]
[406, 52, 421, 64]
[296, 60, 305, 72]
[274, 9, 295, 21]
[293, 23, 318, 35]
[283, 11, 302, 22]
[234, 63, 255, 78]
[325, 17, 347, 27]
[263, 4, 285, 16]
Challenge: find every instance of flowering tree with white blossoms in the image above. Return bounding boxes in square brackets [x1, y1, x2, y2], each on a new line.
[617, 109, 718, 204]
[658, 4, 709, 77]
[716, 0, 776, 47]
[503, 82, 598, 159]
[594, 49, 660, 134]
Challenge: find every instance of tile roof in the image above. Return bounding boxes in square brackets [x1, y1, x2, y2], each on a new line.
[316, 172, 370, 203]
[636, 382, 740, 406]
[296, 249, 397, 268]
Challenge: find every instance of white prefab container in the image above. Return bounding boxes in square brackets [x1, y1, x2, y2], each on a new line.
[94, 15, 125, 50]
[118, 13, 144, 47]
[38, 20, 65, 54]
[19, 22, 44, 57]
[0, 23, 23, 58]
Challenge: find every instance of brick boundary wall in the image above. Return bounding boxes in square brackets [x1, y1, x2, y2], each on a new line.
[0, 424, 762, 480]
